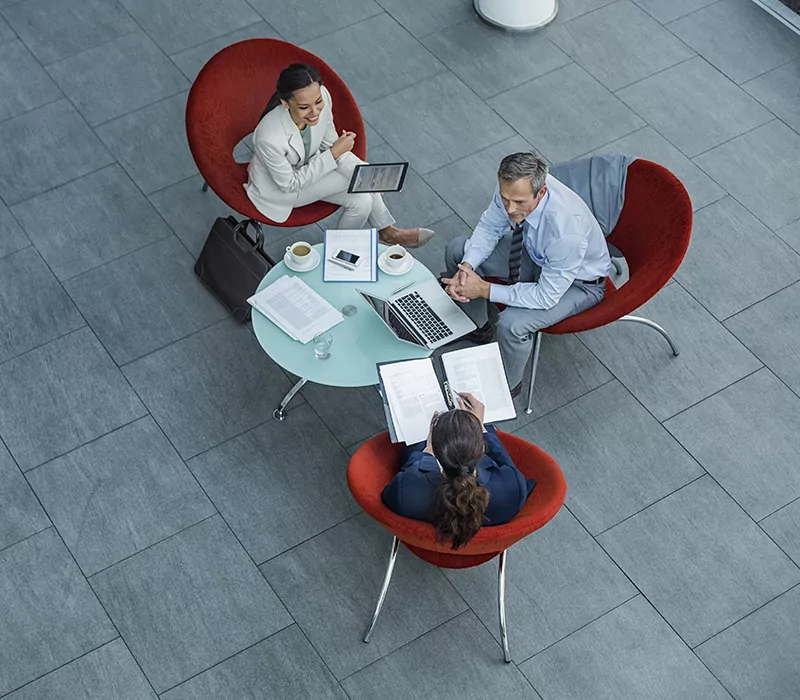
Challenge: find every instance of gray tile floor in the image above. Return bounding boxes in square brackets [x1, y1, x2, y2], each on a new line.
[1, 0, 799, 697]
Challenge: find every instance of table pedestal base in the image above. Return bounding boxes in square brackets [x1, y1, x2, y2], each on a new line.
[273, 377, 308, 420]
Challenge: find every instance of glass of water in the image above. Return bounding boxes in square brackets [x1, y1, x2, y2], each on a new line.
[313, 331, 333, 360]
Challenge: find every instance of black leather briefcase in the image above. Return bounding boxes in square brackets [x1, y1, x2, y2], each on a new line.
[194, 216, 276, 323]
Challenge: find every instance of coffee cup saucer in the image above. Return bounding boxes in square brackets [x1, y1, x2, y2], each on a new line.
[284, 248, 321, 272]
[378, 250, 414, 276]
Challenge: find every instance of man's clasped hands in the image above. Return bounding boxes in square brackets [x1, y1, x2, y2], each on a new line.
[442, 263, 491, 303]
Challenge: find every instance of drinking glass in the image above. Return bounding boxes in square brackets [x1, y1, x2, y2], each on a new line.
[313, 331, 333, 360]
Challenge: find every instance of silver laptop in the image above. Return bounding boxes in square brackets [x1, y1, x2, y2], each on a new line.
[357, 279, 476, 350]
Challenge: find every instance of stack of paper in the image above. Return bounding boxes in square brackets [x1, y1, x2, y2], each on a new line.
[323, 229, 378, 282]
[248, 276, 343, 343]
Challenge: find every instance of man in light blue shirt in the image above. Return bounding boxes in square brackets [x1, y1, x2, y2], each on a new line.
[442, 152, 609, 393]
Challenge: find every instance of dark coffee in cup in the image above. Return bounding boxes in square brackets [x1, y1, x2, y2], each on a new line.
[389, 253, 404, 259]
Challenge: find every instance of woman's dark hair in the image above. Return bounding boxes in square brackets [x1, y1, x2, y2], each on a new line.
[430, 409, 490, 550]
[261, 63, 323, 119]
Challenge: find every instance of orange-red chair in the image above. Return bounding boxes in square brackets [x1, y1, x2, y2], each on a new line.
[185, 38, 366, 229]
[347, 431, 567, 662]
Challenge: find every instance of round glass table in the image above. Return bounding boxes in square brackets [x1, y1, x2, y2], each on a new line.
[252, 243, 433, 419]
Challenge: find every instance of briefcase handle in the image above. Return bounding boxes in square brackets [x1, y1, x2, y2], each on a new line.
[232, 219, 265, 251]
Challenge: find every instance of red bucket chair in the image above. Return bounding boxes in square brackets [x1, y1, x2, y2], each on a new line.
[347, 431, 567, 662]
[491, 159, 692, 414]
[185, 38, 366, 231]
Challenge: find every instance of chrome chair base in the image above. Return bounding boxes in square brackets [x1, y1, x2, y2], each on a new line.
[524, 316, 679, 414]
[363, 537, 512, 662]
[273, 377, 308, 420]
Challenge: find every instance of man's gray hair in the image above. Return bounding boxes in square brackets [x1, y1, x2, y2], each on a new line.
[497, 152, 548, 194]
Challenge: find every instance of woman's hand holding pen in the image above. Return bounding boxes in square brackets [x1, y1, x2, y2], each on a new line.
[457, 392, 485, 426]
[330, 130, 356, 159]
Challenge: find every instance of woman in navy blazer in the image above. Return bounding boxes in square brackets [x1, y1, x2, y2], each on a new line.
[382, 393, 536, 549]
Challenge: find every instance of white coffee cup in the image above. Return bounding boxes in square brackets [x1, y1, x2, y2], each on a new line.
[286, 241, 313, 266]
[385, 245, 407, 269]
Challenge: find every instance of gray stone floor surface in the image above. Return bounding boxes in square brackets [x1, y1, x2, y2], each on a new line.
[0, 0, 799, 697]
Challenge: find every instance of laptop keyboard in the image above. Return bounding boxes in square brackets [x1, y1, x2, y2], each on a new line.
[394, 292, 453, 343]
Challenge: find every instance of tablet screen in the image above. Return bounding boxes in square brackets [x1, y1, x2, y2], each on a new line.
[348, 162, 409, 193]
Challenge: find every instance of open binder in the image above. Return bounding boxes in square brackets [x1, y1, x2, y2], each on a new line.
[377, 342, 517, 444]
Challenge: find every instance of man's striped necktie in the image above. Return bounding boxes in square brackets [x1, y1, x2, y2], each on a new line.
[508, 223, 525, 284]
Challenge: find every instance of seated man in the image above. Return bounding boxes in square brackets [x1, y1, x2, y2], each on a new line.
[442, 152, 609, 395]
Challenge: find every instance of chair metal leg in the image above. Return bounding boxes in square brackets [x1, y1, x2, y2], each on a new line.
[364, 536, 400, 643]
[202, 181, 209, 192]
[618, 315, 680, 356]
[273, 377, 308, 420]
[498, 549, 511, 663]
[525, 332, 543, 415]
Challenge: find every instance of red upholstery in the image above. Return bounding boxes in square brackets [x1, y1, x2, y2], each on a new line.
[185, 39, 366, 227]
[548, 159, 691, 333]
[347, 431, 567, 569]
[484, 160, 691, 331]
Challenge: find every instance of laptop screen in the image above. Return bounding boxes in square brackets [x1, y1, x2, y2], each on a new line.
[357, 291, 423, 346]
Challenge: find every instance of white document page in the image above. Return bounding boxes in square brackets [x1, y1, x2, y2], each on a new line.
[440, 342, 516, 424]
[248, 276, 343, 344]
[379, 359, 449, 444]
[323, 229, 377, 282]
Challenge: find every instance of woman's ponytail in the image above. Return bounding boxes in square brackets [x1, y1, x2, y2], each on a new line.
[429, 410, 490, 550]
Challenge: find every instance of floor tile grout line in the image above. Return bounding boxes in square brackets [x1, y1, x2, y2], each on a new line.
[0, 636, 121, 699]
[0, 93, 64, 127]
[3, 157, 117, 211]
[629, 0, 716, 26]
[566, 500, 706, 653]
[155, 622, 295, 696]
[699, 472, 800, 571]
[35, 25, 145, 69]
[758, 493, 800, 525]
[56, 228, 176, 286]
[505, 377, 616, 437]
[115, 316, 232, 371]
[592, 473, 707, 538]
[517, 591, 640, 666]
[23, 414, 152, 476]
[14, 448, 161, 698]
[658, 365, 764, 425]
[292, 619, 357, 697]
[85, 513, 218, 581]
[690, 580, 800, 651]
[336, 608, 474, 684]
[720, 277, 800, 324]
[609, 53, 698, 94]
[690, 115, 779, 160]
[255, 509, 363, 568]
[0, 524, 52, 557]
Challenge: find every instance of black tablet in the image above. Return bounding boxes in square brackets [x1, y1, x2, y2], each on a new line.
[347, 162, 409, 193]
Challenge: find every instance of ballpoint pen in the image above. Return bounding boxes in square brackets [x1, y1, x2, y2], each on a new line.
[391, 281, 415, 295]
[328, 258, 354, 271]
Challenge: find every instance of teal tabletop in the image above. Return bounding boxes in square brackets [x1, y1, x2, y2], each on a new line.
[252, 243, 433, 387]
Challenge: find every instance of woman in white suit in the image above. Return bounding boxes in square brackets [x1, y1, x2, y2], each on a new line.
[245, 64, 433, 248]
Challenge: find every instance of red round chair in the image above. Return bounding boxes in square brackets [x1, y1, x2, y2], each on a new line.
[490, 159, 692, 414]
[347, 430, 567, 662]
[185, 39, 366, 229]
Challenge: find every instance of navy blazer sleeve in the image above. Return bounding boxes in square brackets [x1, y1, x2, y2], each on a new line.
[479, 427, 536, 524]
[381, 447, 439, 522]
